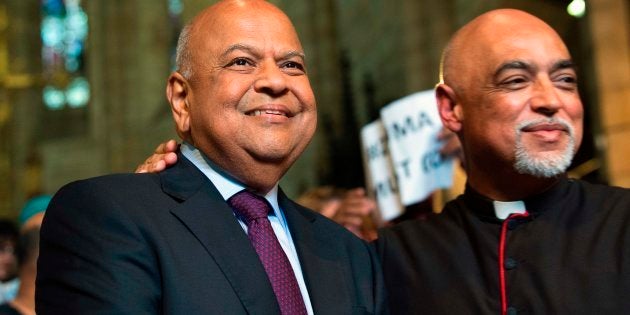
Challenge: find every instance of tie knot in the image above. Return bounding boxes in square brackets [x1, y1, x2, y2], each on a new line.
[228, 190, 272, 223]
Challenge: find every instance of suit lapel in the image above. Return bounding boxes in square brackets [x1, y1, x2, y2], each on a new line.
[161, 154, 280, 314]
[279, 190, 351, 314]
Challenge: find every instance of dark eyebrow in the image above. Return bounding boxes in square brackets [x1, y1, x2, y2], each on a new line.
[493, 61, 533, 78]
[283, 51, 306, 62]
[220, 44, 258, 60]
[220, 44, 305, 62]
[550, 59, 577, 73]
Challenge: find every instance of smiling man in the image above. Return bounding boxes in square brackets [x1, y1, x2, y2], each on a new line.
[375, 9, 630, 314]
[35, 1, 385, 314]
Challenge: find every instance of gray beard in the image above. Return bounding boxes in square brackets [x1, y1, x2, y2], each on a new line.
[513, 118, 575, 178]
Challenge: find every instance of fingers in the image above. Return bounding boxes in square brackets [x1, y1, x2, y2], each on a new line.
[344, 225, 363, 239]
[135, 140, 180, 173]
[331, 188, 376, 231]
[338, 215, 364, 228]
[163, 152, 178, 165]
[339, 188, 375, 217]
[154, 160, 167, 172]
[319, 200, 341, 218]
[155, 139, 178, 154]
[317, 187, 379, 241]
[136, 158, 166, 173]
[164, 139, 179, 153]
[154, 142, 168, 155]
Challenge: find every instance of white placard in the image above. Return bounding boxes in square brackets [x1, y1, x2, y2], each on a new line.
[360, 120, 404, 221]
[380, 90, 454, 206]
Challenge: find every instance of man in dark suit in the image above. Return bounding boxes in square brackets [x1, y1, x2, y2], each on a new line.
[35, 1, 385, 314]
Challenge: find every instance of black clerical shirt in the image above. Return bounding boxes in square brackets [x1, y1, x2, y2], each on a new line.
[376, 178, 630, 314]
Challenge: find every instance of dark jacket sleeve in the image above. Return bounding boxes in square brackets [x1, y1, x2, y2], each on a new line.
[367, 240, 389, 315]
[36, 178, 161, 315]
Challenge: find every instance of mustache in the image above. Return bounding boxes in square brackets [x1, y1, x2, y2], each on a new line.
[516, 118, 574, 138]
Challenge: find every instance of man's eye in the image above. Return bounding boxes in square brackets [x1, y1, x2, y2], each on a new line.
[505, 78, 526, 85]
[281, 61, 305, 76]
[555, 75, 578, 90]
[228, 58, 252, 67]
[499, 76, 528, 89]
[283, 61, 304, 70]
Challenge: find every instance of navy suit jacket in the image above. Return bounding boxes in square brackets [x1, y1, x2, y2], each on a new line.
[36, 154, 386, 314]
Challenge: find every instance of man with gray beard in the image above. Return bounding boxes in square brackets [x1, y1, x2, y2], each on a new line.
[375, 9, 630, 315]
[514, 118, 576, 178]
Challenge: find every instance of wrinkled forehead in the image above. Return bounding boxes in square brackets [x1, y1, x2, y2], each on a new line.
[451, 16, 571, 82]
[485, 30, 570, 69]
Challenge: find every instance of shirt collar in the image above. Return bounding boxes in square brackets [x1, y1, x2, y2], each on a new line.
[180, 142, 281, 216]
[462, 177, 572, 222]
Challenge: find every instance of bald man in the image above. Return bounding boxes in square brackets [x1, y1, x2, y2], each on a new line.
[375, 9, 630, 314]
[35, 1, 385, 314]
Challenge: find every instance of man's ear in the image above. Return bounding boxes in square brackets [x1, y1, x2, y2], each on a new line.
[435, 83, 463, 132]
[166, 72, 191, 140]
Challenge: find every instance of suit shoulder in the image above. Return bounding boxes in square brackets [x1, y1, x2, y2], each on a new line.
[569, 179, 630, 213]
[298, 202, 350, 229]
[380, 208, 459, 239]
[48, 173, 165, 219]
[55, 173, 160, 196]
[375, 206, 468, 257]
[291, 201, 369, 247]
[572, 179, 630, 199]
[62, 172, 159, 188]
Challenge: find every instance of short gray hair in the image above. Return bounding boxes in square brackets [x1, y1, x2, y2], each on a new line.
[175, 23, 193, 79]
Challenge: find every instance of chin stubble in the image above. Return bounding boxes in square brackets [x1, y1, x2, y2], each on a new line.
[513, 118, 575, 178]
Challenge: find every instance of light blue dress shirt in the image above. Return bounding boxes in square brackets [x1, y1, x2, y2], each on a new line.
[181, 143, 314, 314]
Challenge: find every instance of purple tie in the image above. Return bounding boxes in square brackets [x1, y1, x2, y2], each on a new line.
[228, 190, 307, 315]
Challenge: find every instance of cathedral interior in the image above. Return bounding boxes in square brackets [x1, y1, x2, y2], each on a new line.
[0, 0, 628, 218]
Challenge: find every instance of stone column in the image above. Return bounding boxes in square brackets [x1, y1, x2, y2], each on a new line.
[588, 0, 630, 187]
[86, 0, 173, 172]
[0, 1, 42, 217]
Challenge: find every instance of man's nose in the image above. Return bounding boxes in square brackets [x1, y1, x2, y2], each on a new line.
[253, 61, 288, 95]
[530, 78, 563, 116]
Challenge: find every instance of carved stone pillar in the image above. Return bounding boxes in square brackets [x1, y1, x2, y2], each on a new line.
[588, 0, 630, 187]
[0, 1, 42, 217]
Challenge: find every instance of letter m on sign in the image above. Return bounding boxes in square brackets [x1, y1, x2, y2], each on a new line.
[390, 116, 416, 140]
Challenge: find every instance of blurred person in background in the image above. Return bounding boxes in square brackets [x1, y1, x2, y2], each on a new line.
[0, 221, 18, 305]
[0, 195, 49, 315]
[296, 186, 377, 241]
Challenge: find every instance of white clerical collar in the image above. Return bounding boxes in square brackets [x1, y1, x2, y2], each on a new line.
[492, 200, 527, 220]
